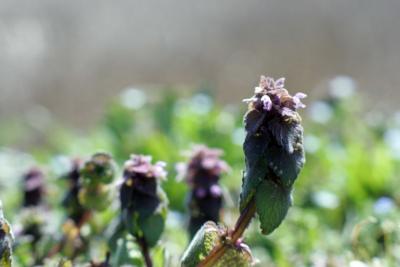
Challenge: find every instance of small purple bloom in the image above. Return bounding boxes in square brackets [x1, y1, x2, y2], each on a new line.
[210, 184, 222, 197]
[244, 75, 307, 119]
[274, 77, 285, 89]
[293, 92, 307, 109]
[124, 154, 167, 180]
[261, 95, 272, 111]
[259, 75, 269, 89]
[266, 76, 275, 90]
[242, 97, 257, 103]
[281, 107, 296, 117]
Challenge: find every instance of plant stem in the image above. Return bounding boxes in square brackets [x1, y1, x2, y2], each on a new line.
[137, 237, 153, 267]
[197, 197, 256, 267]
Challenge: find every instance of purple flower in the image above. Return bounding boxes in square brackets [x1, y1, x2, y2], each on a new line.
[281, 107, 296, 117]
[261, 95, 272, 111]
[293, 92, 307, 109]
[273, 77, 285, 90]
[124, 155, 167, 180]
[243, 75, 307, 118]
[210, 184, 222, 197]
[178, 145, 230, 184]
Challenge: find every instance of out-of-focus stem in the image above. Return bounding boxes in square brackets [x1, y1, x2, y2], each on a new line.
[137, 237, 153, 267]
[197, 197, 256, 267]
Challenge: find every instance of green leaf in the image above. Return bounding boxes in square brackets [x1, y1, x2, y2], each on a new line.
[265, 143, 305, 188]
[255, 179, 292, 235]
[181, 222, 221, 267]
[139, 209, 166, 247]
[239, 130, 270, 211]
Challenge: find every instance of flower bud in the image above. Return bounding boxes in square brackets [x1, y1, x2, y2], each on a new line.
[81, 153, 116, 185]
[241, 76, 306, 235]
[177, 145, 229, 237]
[119, 155, 168, 247]
[79, 153, 116, 211]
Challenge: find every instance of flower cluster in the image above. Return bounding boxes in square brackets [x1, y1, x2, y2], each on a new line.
[243, 76, 307, 118]
[123, 155, 167, 181]
[178, 145, 229, 237]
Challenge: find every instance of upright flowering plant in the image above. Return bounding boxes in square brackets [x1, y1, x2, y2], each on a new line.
[178, 145, 229, 237]
[182, 76, 306, 267]
[240, 76, 306, 234]
[119, 155, 168, 267]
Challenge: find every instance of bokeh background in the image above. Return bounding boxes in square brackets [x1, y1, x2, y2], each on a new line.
[1, 1, 400, 267]
[1, 0, 400, 127]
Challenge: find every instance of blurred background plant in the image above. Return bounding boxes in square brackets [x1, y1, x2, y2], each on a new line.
[0, 74, 399, 266]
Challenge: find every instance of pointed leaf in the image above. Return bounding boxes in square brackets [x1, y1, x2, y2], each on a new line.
[255, 179, 292, 235]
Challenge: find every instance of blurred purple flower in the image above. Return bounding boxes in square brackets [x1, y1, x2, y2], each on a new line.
[179, 145, 229, 237]
[22, 168, 45, 207]
[210, 184, 222, 197]
[177, 145, 230, 186]
[124, 154, 167, 180]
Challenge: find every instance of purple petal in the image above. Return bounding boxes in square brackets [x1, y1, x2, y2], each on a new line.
[281, 107, 296, 117]
[202, 158, 216, 169]
[294, 92, 307, 99]
[261, 95, 272, 111]
[210, 184, 222, 197]
[266, 77, 275, 90]
[274, 77, 285, 89]
[242, 97, 257, 103]
[131, 165, 150, 174]
[259, 75, 268, 88]
[293, 96, 306, 109]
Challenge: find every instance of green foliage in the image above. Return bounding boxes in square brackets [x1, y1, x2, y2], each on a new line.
[0, 82, 400, 266]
